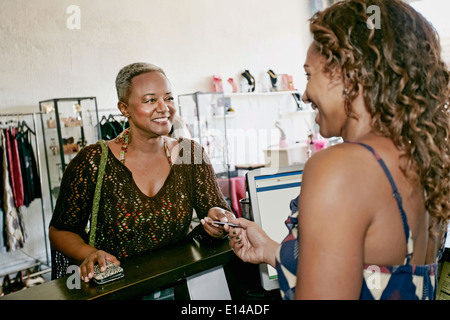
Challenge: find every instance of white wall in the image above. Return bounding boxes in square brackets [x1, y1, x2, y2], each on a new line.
[0, 0, 313, 276]
[0, 0, 312, 111]
[410, 0, 450, 64]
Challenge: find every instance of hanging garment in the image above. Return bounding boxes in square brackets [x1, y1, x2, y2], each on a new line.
[5, 128, 24, 208]
[1, 130, 26, 251]
[17, 126, 41, 207]
[99, 115, 127, 140]
[99, 114, 129, 140]
[0, 207, 5, 253]
[0, 142, 4, 252]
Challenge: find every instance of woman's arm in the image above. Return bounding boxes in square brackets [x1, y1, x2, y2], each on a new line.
[188, 140, 234, 237]
[49, 226, 120, 282]
[49, 226, 96, 264]
[49, 145, 119, 281]
[295, 146, 371, 299]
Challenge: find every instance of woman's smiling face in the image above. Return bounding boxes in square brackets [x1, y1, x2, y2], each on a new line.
[123, 71, 176, 138]
[302, 44, 348, 138]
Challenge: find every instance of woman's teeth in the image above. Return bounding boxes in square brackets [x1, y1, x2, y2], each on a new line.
[153, 117, 168, 122]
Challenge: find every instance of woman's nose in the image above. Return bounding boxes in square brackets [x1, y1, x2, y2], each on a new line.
[302, 92, 309, 103]
[156, 99, 169, 112]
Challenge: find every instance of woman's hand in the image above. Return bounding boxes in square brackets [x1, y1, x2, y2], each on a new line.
[225, 218, 279, 267]
[49, 226, 120, 282]
[79, 250, 120, 282]
[201, 207, 236, 238]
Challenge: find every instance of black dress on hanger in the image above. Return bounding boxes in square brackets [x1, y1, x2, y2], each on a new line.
[100, 114, 128, 140]
[16, 121, 41, 207]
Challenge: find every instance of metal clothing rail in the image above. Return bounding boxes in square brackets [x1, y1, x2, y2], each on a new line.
[0, 111, 50, 269]
[0, 112, 44, 117]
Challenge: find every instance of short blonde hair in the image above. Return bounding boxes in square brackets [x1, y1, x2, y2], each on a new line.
[115, 62, 166, 103]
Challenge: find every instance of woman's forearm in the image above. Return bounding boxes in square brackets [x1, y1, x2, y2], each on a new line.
[263, 238, 280, 268]
[49, 226, 97, 264]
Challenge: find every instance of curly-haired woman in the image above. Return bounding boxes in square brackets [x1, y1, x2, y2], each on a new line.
[227, 0, 450, 300]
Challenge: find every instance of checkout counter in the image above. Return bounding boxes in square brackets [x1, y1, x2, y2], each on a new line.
[0, 233, 280, 300]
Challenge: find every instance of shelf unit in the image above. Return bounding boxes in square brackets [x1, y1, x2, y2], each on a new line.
[224, 90, 300, 97]
[39, 97, 100, 211]
[178, 92, 230, 178]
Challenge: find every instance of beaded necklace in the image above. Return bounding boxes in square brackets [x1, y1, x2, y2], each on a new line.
[115, 128, 173, 166]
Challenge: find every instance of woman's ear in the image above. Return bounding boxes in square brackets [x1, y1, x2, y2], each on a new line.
[118, 101, 130, 118]
[328, 68, 344, 84]
[327, 70, 346, 93]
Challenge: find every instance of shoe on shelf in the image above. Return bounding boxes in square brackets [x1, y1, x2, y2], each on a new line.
[2, 275, 12, 295]
[25, 268, 46, 287]
[213, 75, 224, 92]
[12, 271, 25, 292]
[227, 78, 238, 93]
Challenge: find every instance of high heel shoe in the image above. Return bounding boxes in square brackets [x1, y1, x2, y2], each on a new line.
[212, 75, 224, 92]
[227, 78, 238, 93]
[12, 271, 25, 292]
[2, 275, 12, 295]
[25, 267, 45, 287]
[241, 70, 255, 92]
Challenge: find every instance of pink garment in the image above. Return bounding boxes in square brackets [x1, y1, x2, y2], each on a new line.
[230, 176, 246, 217]
[217, 176, 246, 217]
[6, 128, 24, 208]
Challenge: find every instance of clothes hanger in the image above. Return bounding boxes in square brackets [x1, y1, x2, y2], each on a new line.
[100, 115, 108, 124]
[18, 120, 35, 135]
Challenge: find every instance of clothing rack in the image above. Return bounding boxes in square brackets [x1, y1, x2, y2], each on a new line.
[92, 109, 129, 140]
[0, 111, 50, 272]
[93, 108, 127, 118]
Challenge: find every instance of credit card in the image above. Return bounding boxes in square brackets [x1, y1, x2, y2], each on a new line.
[210, 221, 242, 228]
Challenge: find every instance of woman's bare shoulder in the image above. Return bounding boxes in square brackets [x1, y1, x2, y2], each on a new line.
[303, 142, 372, 182]
[299, 142, 382, 222]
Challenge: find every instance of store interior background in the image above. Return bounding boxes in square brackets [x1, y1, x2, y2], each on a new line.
[1, 0, 449, 287]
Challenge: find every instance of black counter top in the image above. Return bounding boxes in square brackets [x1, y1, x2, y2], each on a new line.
[1, 237, 234, 300]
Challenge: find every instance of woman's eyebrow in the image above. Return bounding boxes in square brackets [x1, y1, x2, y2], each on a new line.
[143, 92, 172, 96]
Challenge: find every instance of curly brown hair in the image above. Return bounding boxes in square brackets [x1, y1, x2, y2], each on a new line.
[310, 0, 450, 237]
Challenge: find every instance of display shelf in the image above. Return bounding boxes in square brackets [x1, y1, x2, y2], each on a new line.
[178, 92, 231, 178]
[39, 97, 100, 211]
[224, 90, 300, 97]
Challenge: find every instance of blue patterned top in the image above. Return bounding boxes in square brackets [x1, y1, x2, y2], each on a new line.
[275, 142, 439, 300]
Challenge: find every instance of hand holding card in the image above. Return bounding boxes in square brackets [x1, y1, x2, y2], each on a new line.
[209, 221, 242, 228]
